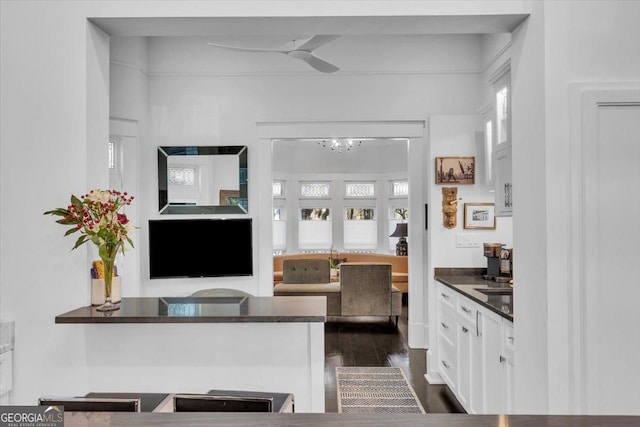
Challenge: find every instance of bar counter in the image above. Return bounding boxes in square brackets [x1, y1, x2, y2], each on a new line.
[54, 296, 326, 412]
[55, 295, 326, 323]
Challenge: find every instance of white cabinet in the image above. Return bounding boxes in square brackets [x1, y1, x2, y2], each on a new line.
[435, 282, 514, 414]
[494, 145, 513, 216]
[500, 318, 515, 413]
[478, 306, 503, 413]
[490, 66, 513, 216]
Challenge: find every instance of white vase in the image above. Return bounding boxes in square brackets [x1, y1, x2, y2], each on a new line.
[91, 276, 121, 306]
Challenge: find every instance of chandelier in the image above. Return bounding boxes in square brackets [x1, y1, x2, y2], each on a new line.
[318, 138, 363, 153]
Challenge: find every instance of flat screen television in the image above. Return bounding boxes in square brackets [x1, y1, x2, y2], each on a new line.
[149, 218, 253, 279]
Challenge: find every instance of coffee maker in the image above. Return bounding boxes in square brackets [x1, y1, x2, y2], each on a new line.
[483, 243, 503, 280]
[499, 248, 513, 279]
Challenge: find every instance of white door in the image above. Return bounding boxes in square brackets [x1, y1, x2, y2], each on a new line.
[580, 88, 640, 414]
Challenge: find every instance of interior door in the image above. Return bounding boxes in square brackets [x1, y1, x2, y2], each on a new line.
[581, 90, 640, 414]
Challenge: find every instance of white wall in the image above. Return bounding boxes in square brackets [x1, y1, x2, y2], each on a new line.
[511, 0, 640, 415]
[6, 0, 638, 416]
[0, 2, 491, 405]
[140, 37, 482, 300]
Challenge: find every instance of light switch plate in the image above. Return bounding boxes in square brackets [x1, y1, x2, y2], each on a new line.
[456, 234, 480, 248]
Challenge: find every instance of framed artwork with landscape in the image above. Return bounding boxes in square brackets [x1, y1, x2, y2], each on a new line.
[435, 156, 475, 185]
[463, 202, 496, 229]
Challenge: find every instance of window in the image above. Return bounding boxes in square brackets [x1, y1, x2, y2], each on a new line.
[344, 208, 377, 251]
[108, 141, 116, 169]
[298, 207, 332, 250]
[168, 167, 196, 186]
[391, 181, 408, 197]
[345, 182, 375, 198]
[272, 181, 284, 197]
[300, 182, 330, 198]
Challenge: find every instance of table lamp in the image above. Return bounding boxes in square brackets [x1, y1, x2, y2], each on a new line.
[390, 223, 408, 256]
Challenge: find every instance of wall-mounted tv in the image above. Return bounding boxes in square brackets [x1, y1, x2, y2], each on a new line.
[149, 218, 253, 279]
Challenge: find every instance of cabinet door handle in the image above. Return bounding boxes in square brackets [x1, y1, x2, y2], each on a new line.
[476, 311, 480, 337]
[507, 336, 514, 342]
[442, 360, 450, 369]
[500, 355, 506, 363]
[504, 182, 512, 208]
[461, 326, 469, 334]
[441, 293, 450, 300]
[461, 306, 472, 314]
[440, 322, 449, 330]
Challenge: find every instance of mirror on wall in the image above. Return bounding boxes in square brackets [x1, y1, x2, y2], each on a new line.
[158, 146, 248, 214]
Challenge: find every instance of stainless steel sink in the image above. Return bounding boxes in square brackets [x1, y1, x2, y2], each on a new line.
[473, 287, 513, 296]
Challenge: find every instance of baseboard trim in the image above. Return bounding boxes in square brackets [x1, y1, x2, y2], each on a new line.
[408, 321, 427, 349]
[425, 372, 444, 384]
[425, 349, 444, 384]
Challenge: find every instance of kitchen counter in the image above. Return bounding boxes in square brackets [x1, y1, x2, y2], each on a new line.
[435, 268, 514, 321]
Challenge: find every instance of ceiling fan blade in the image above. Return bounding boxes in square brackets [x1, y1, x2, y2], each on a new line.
[289, 51, 339, 73]
[207, 42, 288, 54]
[295, 35, 340, 52]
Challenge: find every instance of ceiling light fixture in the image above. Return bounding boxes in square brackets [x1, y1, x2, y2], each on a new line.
[318, 138, 363, 153]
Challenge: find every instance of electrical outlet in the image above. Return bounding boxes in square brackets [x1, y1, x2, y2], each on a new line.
[456, 234, 480, 248]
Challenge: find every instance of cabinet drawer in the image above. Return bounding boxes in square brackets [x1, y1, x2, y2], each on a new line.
[437, 284, 456, 311]
[457, 298, 478, 327]
[438, 340, 457, 391]
[502, 320, 515, 355]
[437, 309, 456, 345]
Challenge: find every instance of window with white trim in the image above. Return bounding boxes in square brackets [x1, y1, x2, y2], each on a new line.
[300, 182, 331, 198]
[391, 181, 408, 197]
[344, 207, 377, 251]
[345, 182, 375, 198]
[168, 167, 196, 186]
[298, 207, 332, 250]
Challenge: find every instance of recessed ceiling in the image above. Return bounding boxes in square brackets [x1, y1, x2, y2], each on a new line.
[90, 15, 527, 37]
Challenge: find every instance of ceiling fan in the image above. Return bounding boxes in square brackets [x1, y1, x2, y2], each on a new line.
[207, 35, 341, 73]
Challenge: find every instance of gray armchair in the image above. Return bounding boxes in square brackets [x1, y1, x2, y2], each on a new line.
[339, 262, 401, 324]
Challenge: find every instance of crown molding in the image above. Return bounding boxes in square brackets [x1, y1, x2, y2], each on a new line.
[111, 60, 149, 76]
[146, 68, 482, 78]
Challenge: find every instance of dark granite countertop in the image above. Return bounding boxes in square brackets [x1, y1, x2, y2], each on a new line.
[61, 412, 640, 426]
[435, 268, 514, 321]
[55, 296, 326, 324]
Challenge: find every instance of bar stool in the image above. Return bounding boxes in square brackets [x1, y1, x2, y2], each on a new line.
[38, 396, 141, 412]
[172, 393, 273, 412]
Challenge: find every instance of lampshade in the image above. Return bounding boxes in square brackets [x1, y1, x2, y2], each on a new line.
[390, 223, 408, 238]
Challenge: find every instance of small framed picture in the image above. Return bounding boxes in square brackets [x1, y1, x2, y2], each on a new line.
[463, 202, 496, 229]
[435, 156, 475, 185]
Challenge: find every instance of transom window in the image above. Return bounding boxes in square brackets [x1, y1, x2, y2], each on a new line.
[272, 181, 283, 197]
[392, 181, 408, 197]
[168, 167, 196, 186]
[345, 182, 375, 197]
[300, 182, 330, 198]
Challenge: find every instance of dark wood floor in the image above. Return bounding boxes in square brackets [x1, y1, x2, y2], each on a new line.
[324, 298, 466, 413]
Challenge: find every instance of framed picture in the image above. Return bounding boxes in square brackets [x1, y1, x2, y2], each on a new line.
[435, 156, 475, 185]
[464, 203, 496, 229]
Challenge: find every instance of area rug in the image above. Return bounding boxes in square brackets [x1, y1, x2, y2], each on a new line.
[336, 366, 426, 414]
